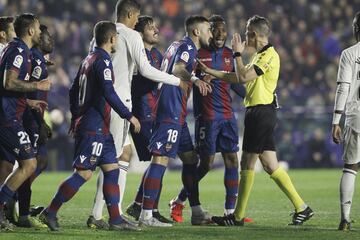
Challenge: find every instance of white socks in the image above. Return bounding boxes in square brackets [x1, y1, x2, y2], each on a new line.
[140, 209, 153, 220]
[118, 160, 129, 212]
[92, 170, 105, 220]
[225, 209, 235, 215]
[340, 168, 357, 221]
[191, 205, 204, 215]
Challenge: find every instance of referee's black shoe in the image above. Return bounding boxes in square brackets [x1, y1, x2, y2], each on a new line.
[289, 207, 314, 225]
[212, 214, 244, 227]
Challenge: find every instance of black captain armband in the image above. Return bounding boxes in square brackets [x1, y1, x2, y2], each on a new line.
[253, 65, 264, 76]
[233, 52, 242, 58]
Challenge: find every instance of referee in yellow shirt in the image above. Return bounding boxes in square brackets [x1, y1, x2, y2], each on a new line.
[198, 15, 313, 226]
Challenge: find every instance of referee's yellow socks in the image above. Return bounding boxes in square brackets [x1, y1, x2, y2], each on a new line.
[234, 170, 255, 220]
[270, 167, 306, 213]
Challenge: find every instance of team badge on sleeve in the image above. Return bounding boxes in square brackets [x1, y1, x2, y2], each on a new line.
[104, 68, 112, 81]
[180, 51, 190, 63]
[13, 55, 23, 68]
[32, 66, 42, 79]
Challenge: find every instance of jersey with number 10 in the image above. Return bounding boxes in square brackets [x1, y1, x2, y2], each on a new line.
[69, 47, 132, 135]
[155, 36, 197, 125]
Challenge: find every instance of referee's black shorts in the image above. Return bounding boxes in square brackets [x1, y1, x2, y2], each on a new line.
[242, 104, 277, 154]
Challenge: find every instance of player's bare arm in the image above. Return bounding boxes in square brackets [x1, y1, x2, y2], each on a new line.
[4, 69, 51, 92]
[196, 58, 238, 83]
[173, 62, 211, 96]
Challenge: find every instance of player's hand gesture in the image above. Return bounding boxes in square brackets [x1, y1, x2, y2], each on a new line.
[130, 116, 141, 133]
[231, 33, 246, 54]
[37, 78, 52, 91]
[26, 99, 48, 113]
[194, 79, 212, 96]
[332, 124, 342, 144]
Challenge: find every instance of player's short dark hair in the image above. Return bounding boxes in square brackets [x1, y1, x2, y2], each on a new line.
[247, 15, 271, 37]
[116, 0, 141, 20]
[185, 15, 209, 33]
[94, 21, 117, 46]
[14, 13, 38, 38]
[134, 15, 153, 33]
[0, 16, 14, 32]
[209, 15, 226, 26]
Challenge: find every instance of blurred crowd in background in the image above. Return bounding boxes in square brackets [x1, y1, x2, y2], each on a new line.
[1, 0, 358, 170]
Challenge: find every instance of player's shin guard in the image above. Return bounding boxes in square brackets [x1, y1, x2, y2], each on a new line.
[142, 164, 166, 211]
[0, 185, 15, 208]
[46, 172, 86, 217]
[92, 170, 105, 220]
[234, 170, 254, 220]
[224, 167, 239, 213]
[134, 167, 148, 204]
[270, 167, 306, 212]
[17, 178, 31, 217]
[182, 163, 200, 207]
[103, 168, 122, 224]
[340, 168, 357, 222]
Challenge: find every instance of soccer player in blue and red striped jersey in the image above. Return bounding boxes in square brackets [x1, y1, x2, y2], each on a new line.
[0, 13, 51, 231]
[38, 21, 141, 231]
[170, 15, 249, 222]
[13, 24, 54, 228]
[138, 16, 212, 227]
[126, 16, 172, 224]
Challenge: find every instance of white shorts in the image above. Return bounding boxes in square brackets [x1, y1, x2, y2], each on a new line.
[343, 126, 360, 165]
[110, 112, 131, 158]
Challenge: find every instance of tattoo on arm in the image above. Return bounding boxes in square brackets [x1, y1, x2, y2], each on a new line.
[5, 70, 37, 92]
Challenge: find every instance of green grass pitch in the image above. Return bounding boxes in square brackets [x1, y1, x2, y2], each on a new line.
[1, 169, 360, 239]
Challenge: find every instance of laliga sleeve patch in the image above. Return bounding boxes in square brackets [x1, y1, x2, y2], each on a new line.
[104, 68, 112, 81]
[31, 66, 42, 79]
[13, 55, 23, 68]
[180, 51, 190, 63]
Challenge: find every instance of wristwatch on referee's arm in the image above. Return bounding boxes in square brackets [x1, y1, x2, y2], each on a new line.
[233, 52, 242, 58]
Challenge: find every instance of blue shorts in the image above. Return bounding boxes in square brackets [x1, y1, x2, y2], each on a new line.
[73, 133, 117, 171]
[149, 121, 194, 159]
[195, 117, 239, 156]
[25, 126, 47, 157]
[0, 123, 36, 164]
[130, 119, 153, 162]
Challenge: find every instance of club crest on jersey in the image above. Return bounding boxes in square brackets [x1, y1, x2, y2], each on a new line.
[24, 144, 32, 153]
[180, 51, 190, 63]
[13, 55, 23, 68]
[224, 58, 231, 65]
[165, 143, 172, 152]
[32, 66, 42, 79]
[90, 156, 97, 165]
[104, 68, 112, 81]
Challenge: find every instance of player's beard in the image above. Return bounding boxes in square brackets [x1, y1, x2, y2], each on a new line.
[111, 45, 116, 54]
